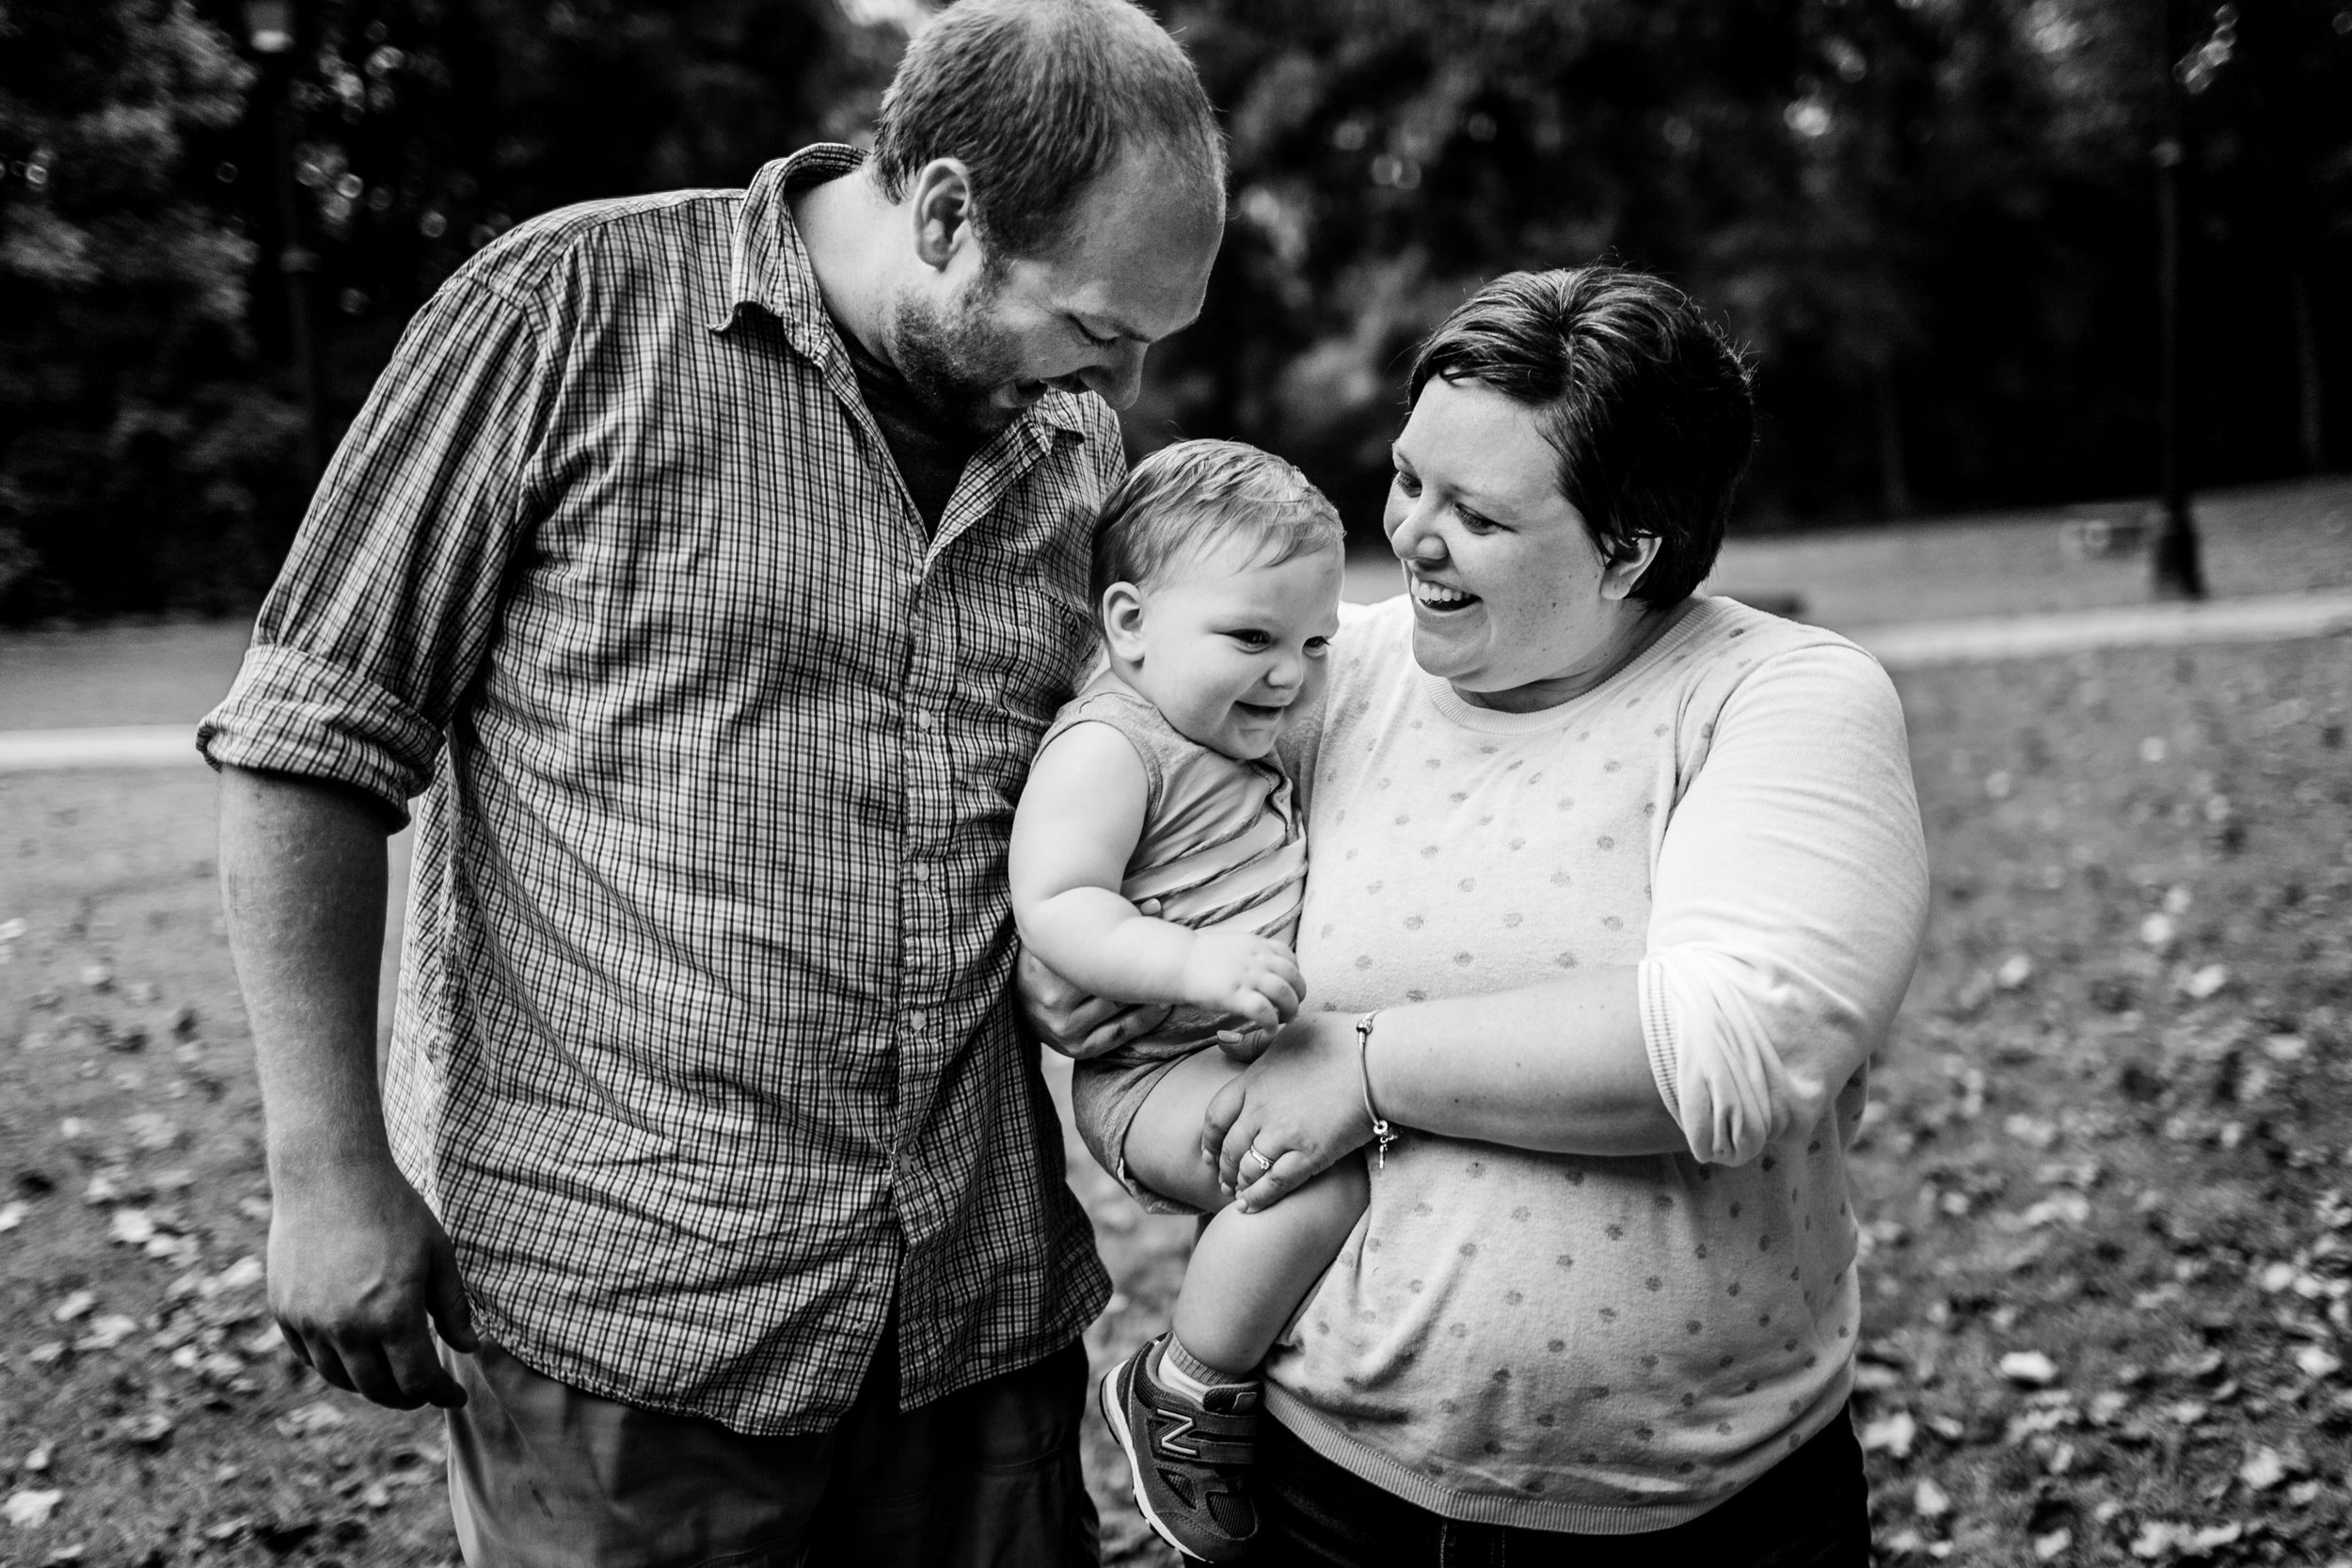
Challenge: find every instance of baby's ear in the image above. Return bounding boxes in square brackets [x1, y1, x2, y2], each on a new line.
[1100, 581, 1148, 661]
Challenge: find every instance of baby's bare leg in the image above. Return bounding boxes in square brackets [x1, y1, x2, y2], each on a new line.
[1121, 1051, 1371, 1377]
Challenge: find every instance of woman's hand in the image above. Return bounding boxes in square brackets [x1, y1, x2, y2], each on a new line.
[1201, 1011, 1373, 1212]
[1015, 948, 1172, 1061]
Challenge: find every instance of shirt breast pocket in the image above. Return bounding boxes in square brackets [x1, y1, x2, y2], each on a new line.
[969, 585, 1098, 731]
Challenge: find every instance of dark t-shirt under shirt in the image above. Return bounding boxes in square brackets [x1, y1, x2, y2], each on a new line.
[837, 324, 983, 536]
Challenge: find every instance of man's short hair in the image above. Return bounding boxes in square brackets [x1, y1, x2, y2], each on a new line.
[1091, 439, 1343, 606]
[1407, 267, 1756, 608]
[871, 0, 1226, 260]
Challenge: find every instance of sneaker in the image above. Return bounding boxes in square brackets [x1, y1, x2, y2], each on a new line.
[1099, 1333, 1262, 1562]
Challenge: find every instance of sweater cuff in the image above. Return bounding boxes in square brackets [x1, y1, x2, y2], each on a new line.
[1637, 956, 1684, 1129]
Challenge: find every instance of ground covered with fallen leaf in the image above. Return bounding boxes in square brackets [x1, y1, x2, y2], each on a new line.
[4, 630, 2349, 1566]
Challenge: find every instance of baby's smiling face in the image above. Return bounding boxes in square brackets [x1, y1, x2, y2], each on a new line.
[1104, 538, 1344, 761]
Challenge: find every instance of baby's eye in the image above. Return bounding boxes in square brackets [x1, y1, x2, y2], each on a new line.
[1230, 629, 1272, 649]
[1305, 637, 1331, 657]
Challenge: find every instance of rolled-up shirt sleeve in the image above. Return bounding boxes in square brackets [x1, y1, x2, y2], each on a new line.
[1637, 643, 1930, 1165]
[198, 275, 551, 820]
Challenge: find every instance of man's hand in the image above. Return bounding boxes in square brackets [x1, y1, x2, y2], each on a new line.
[270, 1153, 480, 1410]
[1177, 930, 1304, 1028]
[1017, 947, 1174, 1060]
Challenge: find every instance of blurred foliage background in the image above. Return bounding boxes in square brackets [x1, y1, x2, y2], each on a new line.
[0, 0, 2346, 619]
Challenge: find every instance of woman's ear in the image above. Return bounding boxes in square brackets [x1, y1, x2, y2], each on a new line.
[907, 158, 977, 272]
[1598, 533, 1662, 602]
[1100, 581, 1149, 663]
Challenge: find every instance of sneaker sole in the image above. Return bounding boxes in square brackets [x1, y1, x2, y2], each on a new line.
[1100, 1358, 1214, 1563]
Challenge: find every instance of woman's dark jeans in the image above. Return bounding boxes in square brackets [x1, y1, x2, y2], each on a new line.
[1249, 1407, 1871, 1566]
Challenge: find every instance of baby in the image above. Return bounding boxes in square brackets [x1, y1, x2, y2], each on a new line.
[1009, 439, 1368, 1563]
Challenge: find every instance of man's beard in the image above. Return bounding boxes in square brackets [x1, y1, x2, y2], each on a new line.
[891, 270, 1026, 436]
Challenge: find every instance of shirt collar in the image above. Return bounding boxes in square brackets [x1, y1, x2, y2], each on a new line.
[716, 144, 1090, 440]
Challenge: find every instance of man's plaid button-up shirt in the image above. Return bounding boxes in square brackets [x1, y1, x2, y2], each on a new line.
[199, 145, 1117, 1434]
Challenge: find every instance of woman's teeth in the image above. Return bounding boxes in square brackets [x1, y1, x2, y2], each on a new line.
[1412, 578, 1477, 610]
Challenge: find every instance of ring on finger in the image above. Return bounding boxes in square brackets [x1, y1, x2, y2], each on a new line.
[1243, 1146, 1276, 1174]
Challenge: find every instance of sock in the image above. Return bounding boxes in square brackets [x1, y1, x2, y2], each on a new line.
[1156, 1333, 1252, 1402]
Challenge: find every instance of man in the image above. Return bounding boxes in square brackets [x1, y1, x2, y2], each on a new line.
[199, 2, 1223, 1560]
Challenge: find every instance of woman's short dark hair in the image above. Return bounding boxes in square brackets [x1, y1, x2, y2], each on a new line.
[1407, 267, 1755, 608]
[871, 0, 1226, 261]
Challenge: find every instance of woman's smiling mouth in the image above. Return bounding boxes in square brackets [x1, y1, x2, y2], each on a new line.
[1411, 578, 1479, 611]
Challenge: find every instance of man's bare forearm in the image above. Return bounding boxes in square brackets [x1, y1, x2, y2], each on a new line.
[217, 766, 399, 1181]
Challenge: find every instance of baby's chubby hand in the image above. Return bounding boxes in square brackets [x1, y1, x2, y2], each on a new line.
[1178, 929, 1303, 1030]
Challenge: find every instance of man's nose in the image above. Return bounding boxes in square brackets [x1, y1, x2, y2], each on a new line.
[1077, 341, 1148, 411]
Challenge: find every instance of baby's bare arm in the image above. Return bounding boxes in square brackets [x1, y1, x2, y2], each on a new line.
[1010, 724, 1302, 1020]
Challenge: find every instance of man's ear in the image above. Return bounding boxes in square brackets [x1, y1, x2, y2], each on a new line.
[1100, 581, 1148, 662]
[1598, 532, 1662, 601]
[908, 158, 978, 273]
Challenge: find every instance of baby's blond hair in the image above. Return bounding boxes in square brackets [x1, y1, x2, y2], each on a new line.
[1089, 439, 1343, 606]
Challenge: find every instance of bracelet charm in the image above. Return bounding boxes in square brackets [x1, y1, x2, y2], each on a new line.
[1353, 1010, 1398, 1170]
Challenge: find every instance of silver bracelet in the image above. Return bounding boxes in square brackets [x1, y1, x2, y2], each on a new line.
[1354, 1010, 1398, 1170]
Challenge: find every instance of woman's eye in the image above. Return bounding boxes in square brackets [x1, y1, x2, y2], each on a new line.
[1458, 509, 1500, 534]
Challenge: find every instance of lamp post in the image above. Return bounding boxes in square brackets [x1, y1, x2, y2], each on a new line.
[245, 0, 326, 483]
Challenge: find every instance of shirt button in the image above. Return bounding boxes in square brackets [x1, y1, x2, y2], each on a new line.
[906, 1009, 929, 1033]
[909, 708, 937, 733]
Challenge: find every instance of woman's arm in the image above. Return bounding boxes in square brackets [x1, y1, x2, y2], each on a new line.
[1009, 721, 1304, 1027]
[1204, 641, 1930, 1204]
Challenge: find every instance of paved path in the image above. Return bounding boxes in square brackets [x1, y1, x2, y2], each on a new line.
[4, 588, 2348, 772]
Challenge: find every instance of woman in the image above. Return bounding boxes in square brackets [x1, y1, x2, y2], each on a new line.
[1084, 267, 1931, 1562]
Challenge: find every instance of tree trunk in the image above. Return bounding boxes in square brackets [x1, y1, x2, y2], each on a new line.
[1874, 360, 1911, 519]
[2292, 261, 2325, 473]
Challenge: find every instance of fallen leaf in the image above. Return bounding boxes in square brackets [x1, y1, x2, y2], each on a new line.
[2181, 964, 2230, 1001]
[122, 1114, 178, 1153]
[2296, 1345, 2343, 1380]
[72, 1314, 137, 1352]
[106, 1210, 155, 1246]
[2190, 1522, 2243, 1551]
[48, 1291, 94, 1323]
[115, 1413, 174, 1448]
[2000, 1351, 2060, 1387]
[1997, 954, 2034, 990]
[1859, 1408, 1917, 1458]
[272, 1402, 351, 1439]
[0, 918, 25, 942]
[79, 962, 113, 991]
[207, 1255, 265, 1295]
[1914, 1478, 1951, 1519]
[0, 1200, 24, 1232]
[1, 1488, 62, 1528]
[2239, 1447, 2288, 1492]
[2139, 912, 2176, 949]
[2033, 1528, 2073, 1561]
[23, 1445, 51, 1474]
